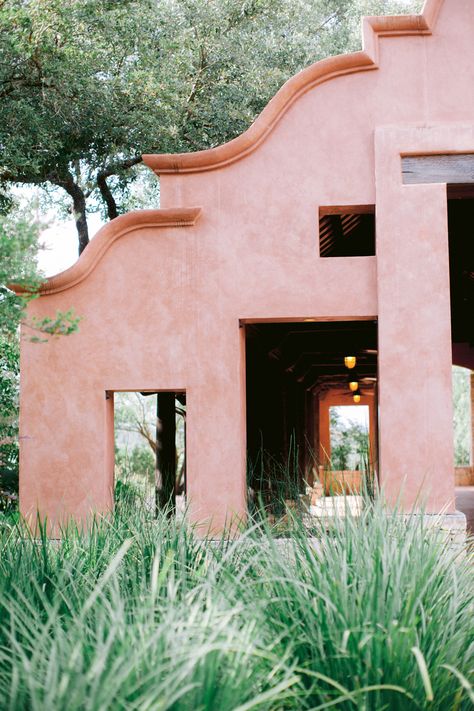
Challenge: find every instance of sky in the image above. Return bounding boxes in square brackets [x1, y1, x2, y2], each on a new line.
[331, 405, 370, 429]
[38, 212, 104, 276]
[12, 185, 105, 276]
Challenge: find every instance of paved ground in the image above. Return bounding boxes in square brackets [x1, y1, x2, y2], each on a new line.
[455, 486, 474, 537]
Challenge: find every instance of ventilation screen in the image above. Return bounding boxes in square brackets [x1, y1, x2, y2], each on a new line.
[319, 206, 375, 257]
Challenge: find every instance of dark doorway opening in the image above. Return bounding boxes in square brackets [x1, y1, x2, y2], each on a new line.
[448, 186, 474, 367]
[448, 186, 474, 487]
[245, 320, 378, 514]
[448, 186, 474, 523]
[113, 391, 186, 516]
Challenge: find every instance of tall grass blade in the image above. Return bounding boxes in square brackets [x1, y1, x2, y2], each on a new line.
[411, 646, 434, 701]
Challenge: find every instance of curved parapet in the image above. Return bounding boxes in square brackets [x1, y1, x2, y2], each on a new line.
[12, 207, 201, 296]
[143, 0, 442, 175]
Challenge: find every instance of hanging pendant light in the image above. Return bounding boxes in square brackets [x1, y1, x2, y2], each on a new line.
[349, 379, 359, 392]
[353, 389, 361, 404]
[344, 356, 356, 369]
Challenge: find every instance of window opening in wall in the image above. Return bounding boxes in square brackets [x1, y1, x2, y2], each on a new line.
[329, 405, 369, 471]
[319, 205, 375, 257]
[114, 391, 186, 518]
[452, 367, 472, 468]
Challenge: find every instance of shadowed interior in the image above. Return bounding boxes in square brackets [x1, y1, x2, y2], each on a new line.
[448, 187, 474, 370]
[245, 320, 378, 497]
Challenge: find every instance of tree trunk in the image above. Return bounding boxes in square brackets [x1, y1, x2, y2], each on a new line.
[71, 184, 89, 255]
[96, 155, 142, 222]
[97, 173, 119, 220]
[60, 177, 89, 255]
[155, 392, 176, 516]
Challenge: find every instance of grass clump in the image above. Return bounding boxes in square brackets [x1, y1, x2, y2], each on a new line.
[0, 493, 472, 710]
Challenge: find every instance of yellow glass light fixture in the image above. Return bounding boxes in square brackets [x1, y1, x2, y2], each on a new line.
[349, 380, 358, 392]
[353, 390, 361, 404]
[344, 356, 356, 369]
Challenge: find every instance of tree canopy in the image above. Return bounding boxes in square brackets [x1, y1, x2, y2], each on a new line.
[0, 0, 420, 253]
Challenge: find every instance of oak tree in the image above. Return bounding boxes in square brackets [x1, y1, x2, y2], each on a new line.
[0, 0, 419, 253]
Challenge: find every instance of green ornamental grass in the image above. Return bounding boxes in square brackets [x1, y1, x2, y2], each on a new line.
[0, 490, 472, 710]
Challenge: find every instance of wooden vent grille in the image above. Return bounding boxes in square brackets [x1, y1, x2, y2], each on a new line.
[319, 206, 375, 257]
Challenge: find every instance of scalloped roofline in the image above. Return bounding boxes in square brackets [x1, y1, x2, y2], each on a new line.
[12, 207, 201, 296]
[143, 0, 443, 175]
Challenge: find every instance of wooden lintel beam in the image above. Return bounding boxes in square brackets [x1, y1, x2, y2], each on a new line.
[402, 154, 474, 185]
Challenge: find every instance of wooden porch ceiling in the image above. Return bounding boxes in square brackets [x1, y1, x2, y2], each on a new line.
[246, 321, 378, 392]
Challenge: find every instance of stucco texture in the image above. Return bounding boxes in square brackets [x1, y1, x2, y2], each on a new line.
[19, 0, 474, 532]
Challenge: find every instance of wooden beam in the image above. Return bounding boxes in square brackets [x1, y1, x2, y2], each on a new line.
[402, 154, 474, 185]
[319, 204, 375, 216]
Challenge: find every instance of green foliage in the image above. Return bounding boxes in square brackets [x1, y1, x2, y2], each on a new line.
[0, 338, 19, 511]
[0, 213, 42, 337]
[248, 437, 304, 515]
[114, 391, 157, 453]
[330, 407, 370, 471]
[453, 366, 471, 466]
[114, 474, 151, 515]
[0, 211, 80, 337]
[28, 309, 80, 342]
[116, 445, 155, 482]
[0, 0, 421, 247]
[0, 215, 37, 508]
[0, 212, 79, 508]
[0, 495, 472, 709]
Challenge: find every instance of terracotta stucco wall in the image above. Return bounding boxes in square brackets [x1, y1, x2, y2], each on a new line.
[19, 0, 474, 530]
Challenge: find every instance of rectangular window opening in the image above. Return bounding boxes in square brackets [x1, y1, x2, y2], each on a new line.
[319, 205, 375, 257]
[329, 405, 370, 471]
[113, 390, 186, 518]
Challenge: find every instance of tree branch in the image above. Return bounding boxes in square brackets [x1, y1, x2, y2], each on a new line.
[0, 170, 44, 185]
[2, 153, 150, 253]
[1, 167, 89, 254]
[97, 173, 118, 220]
[95, 154, 146, 220]
[53, 172, 89, 254]
[0, 76, 44, 99]
[98, 155, 143, 180]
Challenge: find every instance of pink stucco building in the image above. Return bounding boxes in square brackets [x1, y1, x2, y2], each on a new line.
[19, 0, 473, 533]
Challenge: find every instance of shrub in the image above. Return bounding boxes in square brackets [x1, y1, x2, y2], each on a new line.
[115, 444, 155, 482]
[0, 494, 472, 710]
